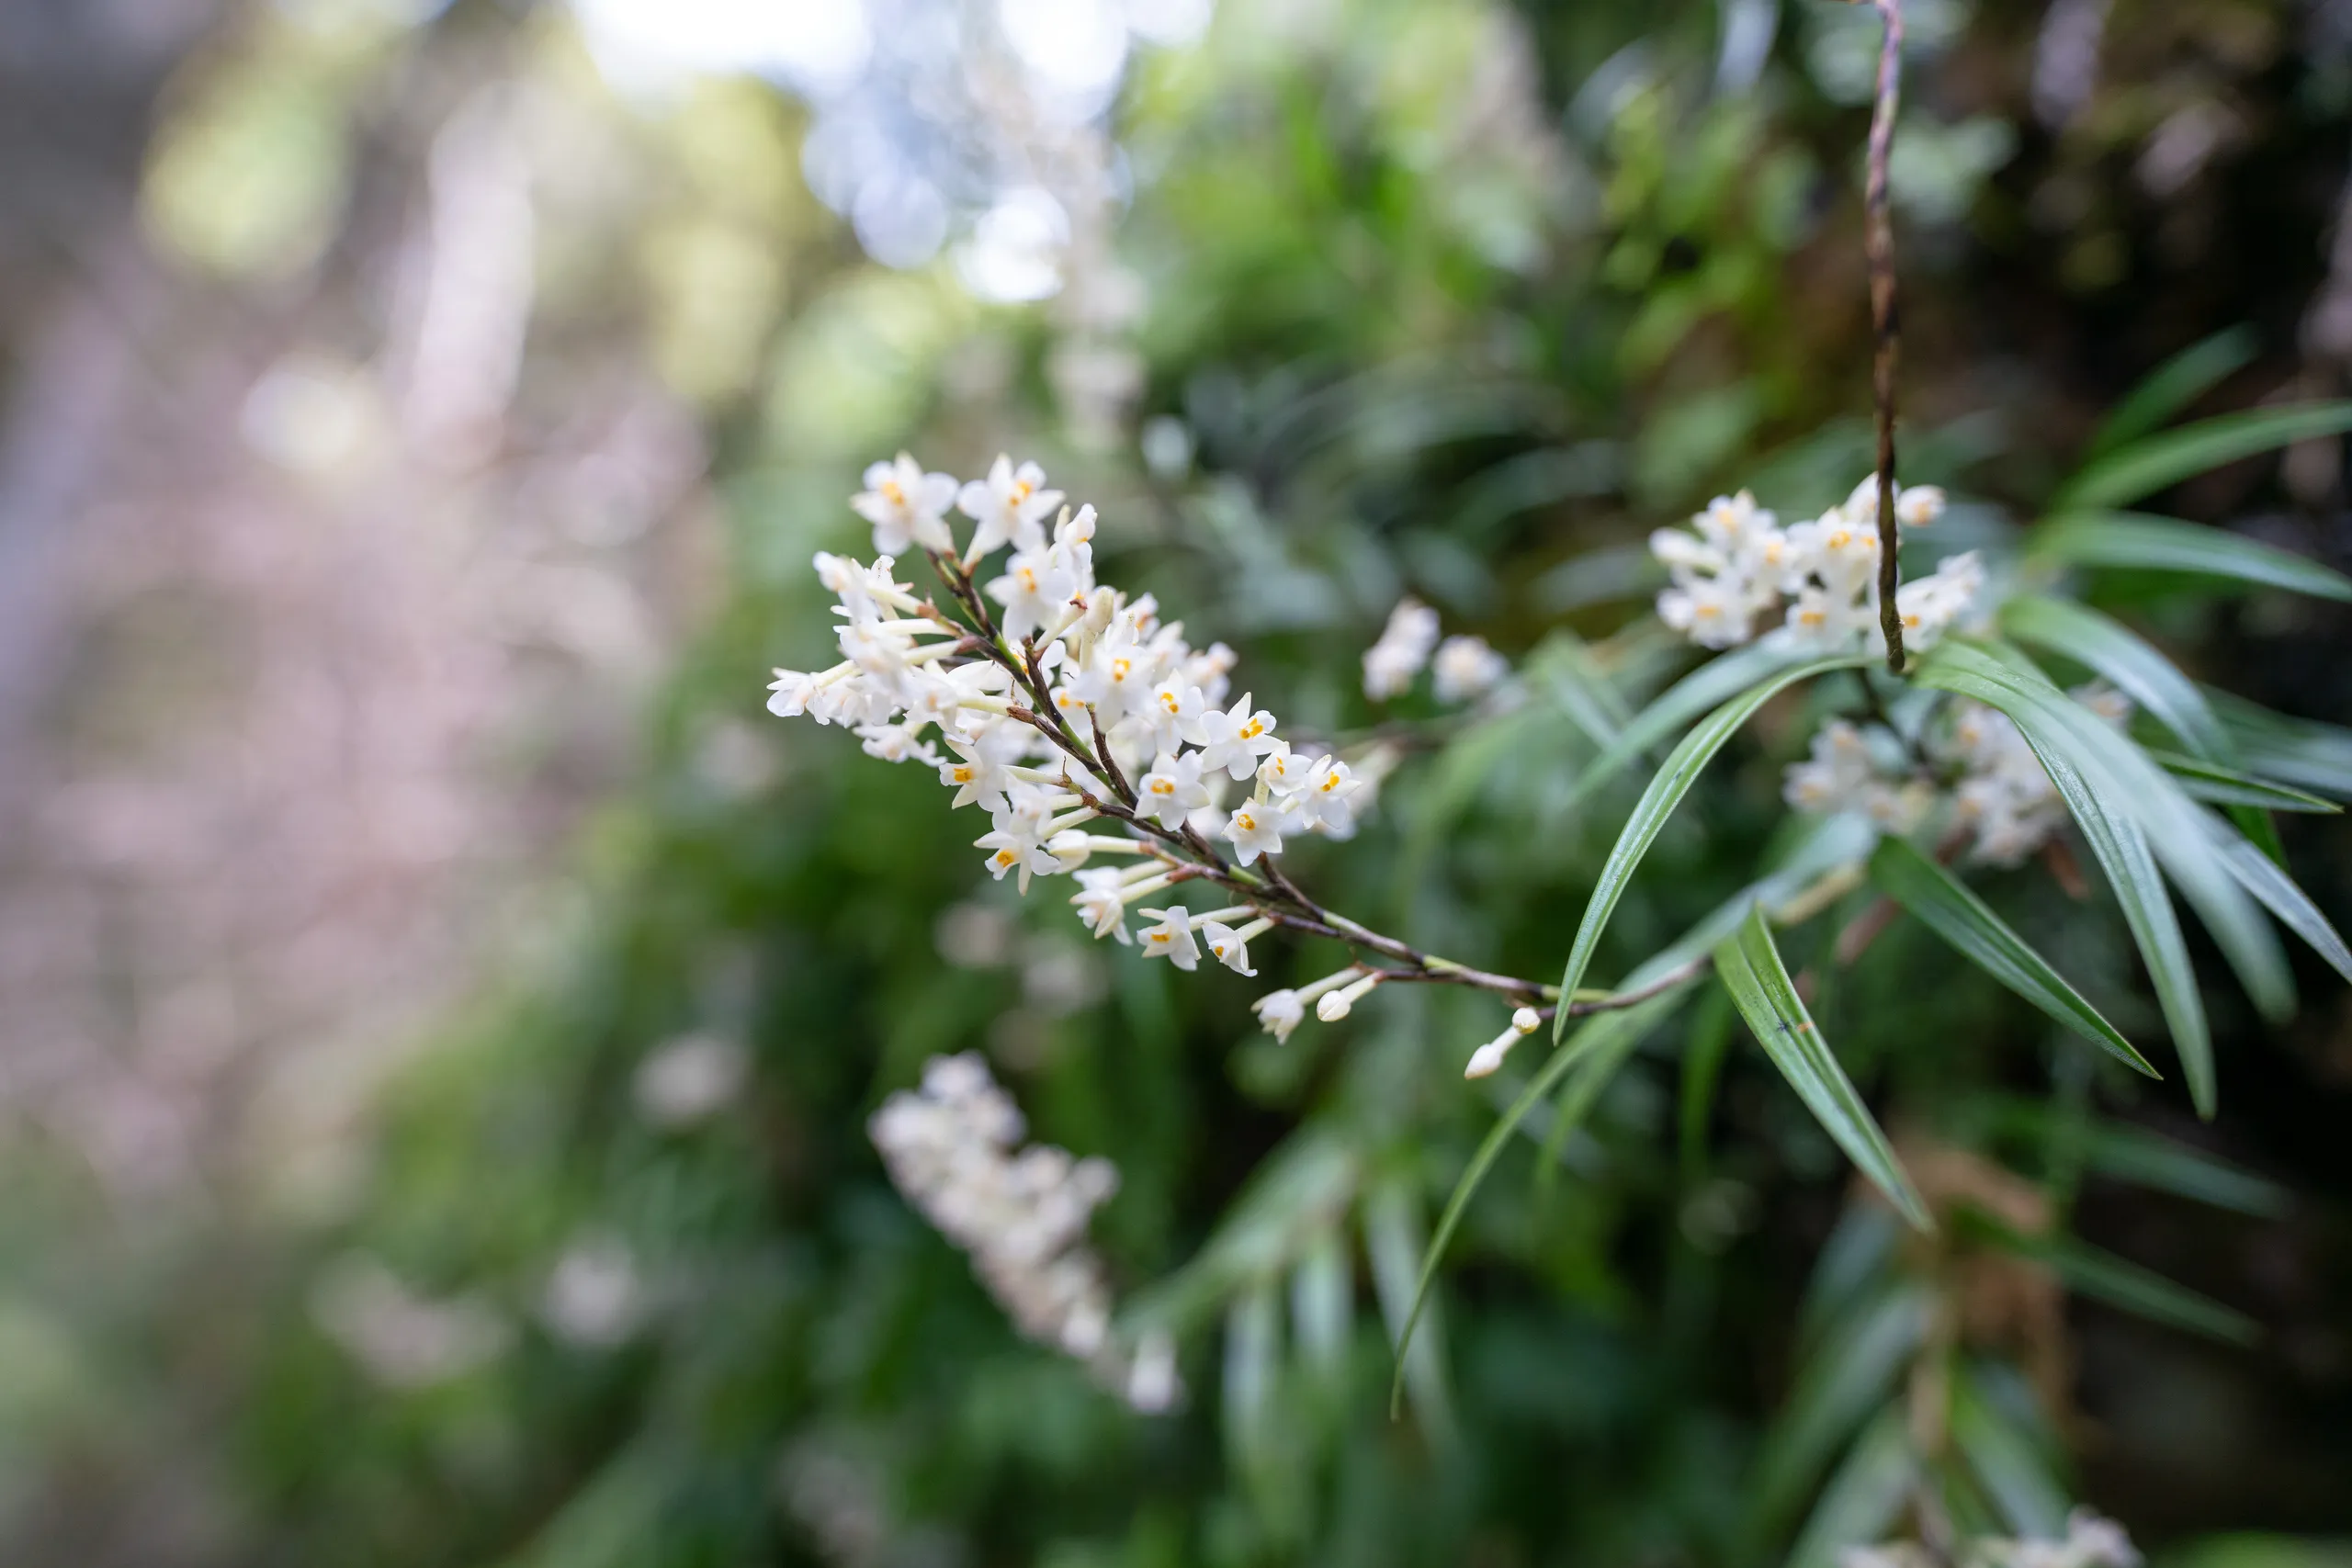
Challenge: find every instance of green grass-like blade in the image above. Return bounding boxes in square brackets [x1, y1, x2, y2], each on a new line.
[1868, 836, 2156, 1077]
[1950, 1371, 2071, 1539]
[1959, 641, 2296, 1029]
[2148, 750, 2340, 813]
[1999, 593, 2231, 759]
[1713, 906, 1930, 1229]
[1386, 987, 1690, 1416]
[2029, 512, 2352, 601]
[2204, 815, 2352, 986]
[1748, 1283, 1931, 1537]
[2052, 400, 2352, 513]
[1783, 1409, 1916, 1568]
[1554, 653, 1874, 1042]
[2081, 325, 2258, 462]
[1568, 639, 1815, 803]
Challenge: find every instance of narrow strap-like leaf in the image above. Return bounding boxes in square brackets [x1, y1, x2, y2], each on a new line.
[2148, 750, 2340, 813]
[1782, 1409, 1916, 1568]
[1555, 654, 1874, 1041]
[2028, 511, 2352, 601]
[2204, 814, 2352, 986]
[2051, 400, 2352, 513]
[1919, 647, 2222, 1111]
[1568, 639, 1815, 803]
[1999, 594, 2231, 760]
[1714, 906, 1931, 1229]
[1748, 1283, 1932, 1535]
[2081, 324, 2257, 462]
[2205, 686, 2352, 799]
[1950, 1371, 2071, 1539]
[1868, 837, 2157, 1077]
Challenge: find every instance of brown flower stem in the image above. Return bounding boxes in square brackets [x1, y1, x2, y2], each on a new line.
[1853, 0, 1908, 676]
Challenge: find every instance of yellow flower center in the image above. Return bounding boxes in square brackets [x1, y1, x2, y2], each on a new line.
[881, 479, 905, 504]
[953, 766, 975, 783]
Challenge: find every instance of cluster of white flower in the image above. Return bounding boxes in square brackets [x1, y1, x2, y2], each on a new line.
[1839, 1508, 2139, 1568]
[1651, 479, 1982, 654]
[1782, 687, 2132, 865]
[768, 453, 1380, 953]
[870, 1052, 1177, 1412]
[1362, 595, 1510, 704]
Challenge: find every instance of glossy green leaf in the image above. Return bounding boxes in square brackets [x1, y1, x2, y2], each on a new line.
[1999, 594, 2231, 760]
[2149, 750, 2341, 813]
[1964, 641, 2297, 1027]
[2208, 692, 2352, 801]
[2029, 512, 2352, 601]
[2080, 1121, 2289, 1218]
[1365, 1179, 1456, 1444]
[2204, 815, 2352, 986]
[1388, 987, 1690, 1415]
[1555, 654, 1875, 1041]
[1714, 906, 1930, 1229]
[2082, 325, 2257, 461]
[2051, 400, 2352, 513]
[1869, 836, 2156, 1077]
[1569, 639, 1817, 803]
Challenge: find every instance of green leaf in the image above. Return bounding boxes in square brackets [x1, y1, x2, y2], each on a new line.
[2204, 815, 2352, 986]
[1999, 594, 2232, 760]
[1677, 986, 1737, 1184]
[2051, 400, 2352, 513]
[2206, 687, 2352, 800]
[1951, 1371, 2071, 1539]
[2079, 1122, 2289, 1218]
[1555, 654, 1875, 1041]
[2148, 751, 2341, 813]
[1749, 1283, 1932, 1536]
[1533, 997, 1654, 1195]
[1961, 641, 2297, 1029]
[2082, 325, 2258, 462]
[1569, 639, 1817, 803]
[1713, 906, 1931, 1229]
[1364, 1179, 1456, 1444]
[1527, 632, 1632, 750]
[1121, 1132, 1358, 1337]
[1962, 1209, 2257, 1345]
[2029, 512, 2352, 602]
[1868, 836, 2157, 1077]
[1784, 1410, 1916, 1568]
[1386, 987, 1691, 1416]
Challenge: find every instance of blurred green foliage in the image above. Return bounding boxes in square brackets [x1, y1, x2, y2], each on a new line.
[7, 0, 2352, 1564]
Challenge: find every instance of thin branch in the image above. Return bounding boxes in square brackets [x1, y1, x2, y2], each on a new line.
[1856, 0, 1907, 675]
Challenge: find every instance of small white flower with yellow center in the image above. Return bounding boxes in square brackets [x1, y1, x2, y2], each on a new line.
[1256, 742, 1309, 796]
[854, 453, 958, 557]
[1135, 906, 1201, 970]
[1658, 575, 1752, 649]
[1221, 799, 1287, 866]
[767, 669, 820, 717]
[958, 455, 1062, 560]
[1363, 597, 1441, 700]
[938, 736, 1014, 811]
[1199, 915, 1271, 977]
[988, 546, 1078, 645]
[1464, 1007, 1544, 1079]
[1137, 750, 1211, 829]
[1295, 755, 1362, 835]
[1193, 694, 1282, 781]
[1895, 484, 1945, 528]
[1136, 680, 1209, 758]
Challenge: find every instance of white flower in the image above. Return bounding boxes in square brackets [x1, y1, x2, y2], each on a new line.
[988, 546, 1079, 645]
[1295, 754, 1362, 835]
[1071, 867, 1140, 942]
[1895, 484, 1946, 528]
[1135, 680, 1209, 758]
[1464, 1005, 1544, 1078]
[1193, 693, 1281, 781]
[1363, 597, 1441, 699]
[1658, 576, 1755, 649]
[1251, 988, 1305, 1041]
[633, 1032, 748, 1127]
[1432, 636, 1509, 703]
[767, 669, 820, 717]
[1781, 582, 1876, 651]
[1199, 918, 1263, 976]
[958, 455, 1062, 558]
[1222, 800, 1287, 865]
[1256, 743, 1310, 795]
[1782, 719, 1879, 812]
[1893, 550, 1983, 649]
[853, 452, 958, 557]
[939, 735, 1015, 811]
[1136, 906, 1200, 970]
[1137, 750, 1211, 829]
